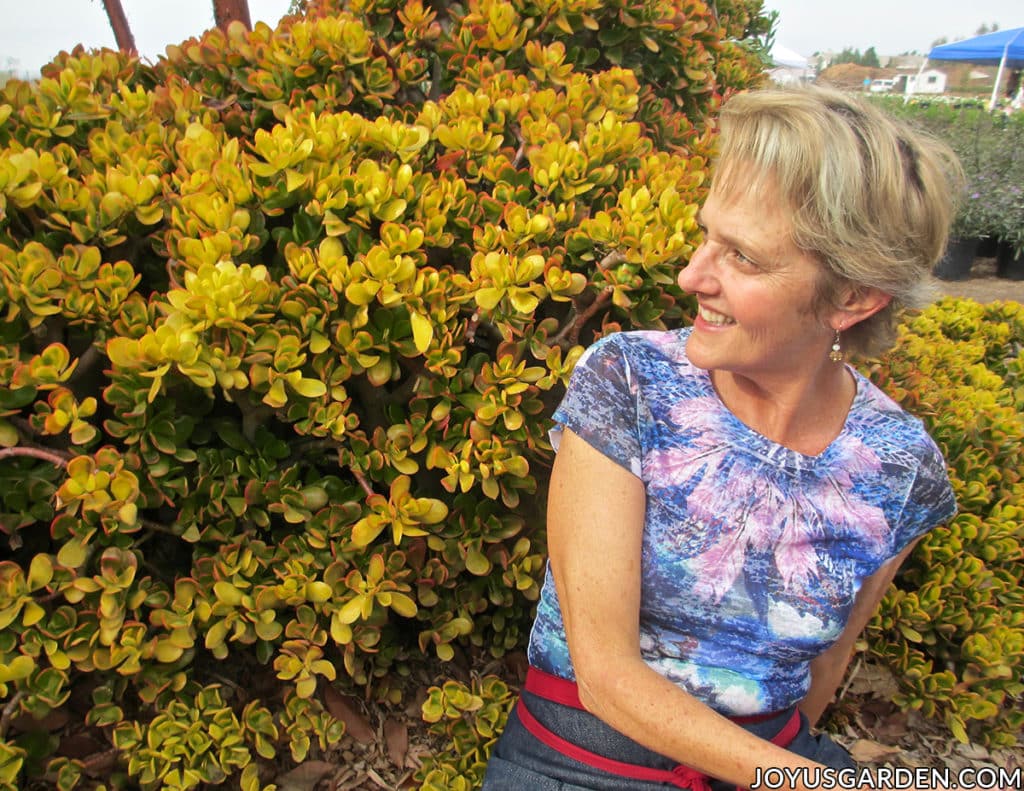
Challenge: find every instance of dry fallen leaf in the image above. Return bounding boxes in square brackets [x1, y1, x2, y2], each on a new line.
[872, 711, 911, 743]
[273, 760, 335, 791]
[954, 742, 992, 761]
[322, 684, 375, 744]
[384, 718, 409, 768]
[849, 738, 902, 764]
[844, 660, 901, 698]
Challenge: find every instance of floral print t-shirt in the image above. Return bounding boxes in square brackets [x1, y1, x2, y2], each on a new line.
[527, 328, 956, 716]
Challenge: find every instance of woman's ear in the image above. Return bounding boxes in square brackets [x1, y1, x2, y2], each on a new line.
[832, 286, 892, 330]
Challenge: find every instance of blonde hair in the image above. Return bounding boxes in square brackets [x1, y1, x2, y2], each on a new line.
[712, 84, 962, 357]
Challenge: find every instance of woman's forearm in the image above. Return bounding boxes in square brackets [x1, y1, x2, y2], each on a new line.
[574, 653, 827, 791]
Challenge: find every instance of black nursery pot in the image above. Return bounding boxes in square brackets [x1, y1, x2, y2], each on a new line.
[996, 241, 1024, 281]
[934, 237, 978, 281]
[976, 236, 1000, 258]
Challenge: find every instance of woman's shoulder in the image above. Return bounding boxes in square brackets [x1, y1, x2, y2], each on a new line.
[582, 327, 693, 367]
[848, 368, 945, 459]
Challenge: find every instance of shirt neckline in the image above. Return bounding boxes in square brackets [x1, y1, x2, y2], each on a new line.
[677, 328, 866, 467]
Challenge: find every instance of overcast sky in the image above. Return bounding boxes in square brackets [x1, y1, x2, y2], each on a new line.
[0, 0, 1021, 77]
[765, 0, 1020, 57]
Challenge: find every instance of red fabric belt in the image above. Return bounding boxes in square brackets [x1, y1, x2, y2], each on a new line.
[517, 665, 802, 791]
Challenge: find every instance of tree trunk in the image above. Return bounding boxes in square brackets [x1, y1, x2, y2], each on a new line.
[213, 0, 253, 32]
[101, 0, 137, 54]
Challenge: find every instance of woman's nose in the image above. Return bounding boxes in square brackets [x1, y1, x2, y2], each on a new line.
[677, 242, 716, 294]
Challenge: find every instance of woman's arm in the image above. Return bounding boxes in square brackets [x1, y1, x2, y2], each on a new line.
[547, 428, 826, 790]
[801, 540, 921, 726]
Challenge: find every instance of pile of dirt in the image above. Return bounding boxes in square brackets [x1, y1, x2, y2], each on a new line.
[817, 63, 887, 90]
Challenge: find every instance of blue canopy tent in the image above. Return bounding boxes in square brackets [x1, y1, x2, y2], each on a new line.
[927, 27, 1024, 109]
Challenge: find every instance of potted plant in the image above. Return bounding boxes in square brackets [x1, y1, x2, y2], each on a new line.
[935, 178, 987, 280]
[993, 183, 1024, 280]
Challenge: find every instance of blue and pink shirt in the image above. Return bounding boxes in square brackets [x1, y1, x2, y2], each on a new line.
[527, 328, 956, 716]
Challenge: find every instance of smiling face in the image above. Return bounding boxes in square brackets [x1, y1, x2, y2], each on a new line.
[677, 181, 840, 384]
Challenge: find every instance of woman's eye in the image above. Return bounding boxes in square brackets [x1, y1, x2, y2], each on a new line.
[730, 249, 758, 269]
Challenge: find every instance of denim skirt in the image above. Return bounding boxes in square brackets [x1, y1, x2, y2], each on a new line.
[481, 688, 856, 791]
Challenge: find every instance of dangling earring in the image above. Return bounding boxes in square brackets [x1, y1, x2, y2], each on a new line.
[829, 329, 843, 363]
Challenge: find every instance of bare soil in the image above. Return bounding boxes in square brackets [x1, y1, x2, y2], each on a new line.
[935, 254, 1024, 304]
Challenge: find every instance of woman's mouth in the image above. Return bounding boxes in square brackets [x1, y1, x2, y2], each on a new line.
[698, 306, 736, 326]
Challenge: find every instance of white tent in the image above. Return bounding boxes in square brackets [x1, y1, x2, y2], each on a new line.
[770, 43, 809, 70]
[768, 43, 811, 85]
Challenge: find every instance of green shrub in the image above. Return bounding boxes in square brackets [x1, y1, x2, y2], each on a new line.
[0, 1, 769, 787]
[873, 97, 1024, 246]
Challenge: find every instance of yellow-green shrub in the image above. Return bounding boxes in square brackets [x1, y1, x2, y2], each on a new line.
[416, 674, 516, 790]
[863, 298, 1024, 747]
[0, 1, 769, 787]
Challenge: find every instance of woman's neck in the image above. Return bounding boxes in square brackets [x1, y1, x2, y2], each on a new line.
[709, 363, 857, 456]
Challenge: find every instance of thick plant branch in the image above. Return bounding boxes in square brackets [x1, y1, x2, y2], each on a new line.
[549, 250, 626, 347]
[0, 447, 71, 467]
[598, 249, 627, 271]
[349, 375, 389, 435]
[386, 357, 427, 407]
[235, 391, 276, 443]
[0, 691, 25, 739]
[511, 126, 527, 169]
[351, 467, 375, 498]
[141, 518, 179, 536]
[68, 344, 104, 387]
[552, 286, 613, 348]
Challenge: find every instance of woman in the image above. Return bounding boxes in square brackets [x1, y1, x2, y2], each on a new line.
[482, 85, 960, 791]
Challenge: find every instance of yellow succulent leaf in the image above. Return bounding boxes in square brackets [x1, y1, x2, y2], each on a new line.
[465, 548, 491, 576]
[0, 420, 18, 448]
[0, 654, 35, 683]
[509, 288, 540, 314]
[213, 581, 244, 607]
[388, 592, 418, 618]
[294, 676, 317, 698]
[375, 198, 407, 222]
[330, 616, 353, 645]
[409, 309, 433, 354]
[154, 641, 185, 663]
[105, 337, 141, 369]
[305, 581, 332, 603]
[351, 515, 386, 548]
[474, 287, 504, 310]
[27, 554, 53, 590]
[291, 377, 327, 399]
[56, 536, 88, 569]
[22, 600, 45, 627]
[263, 378, 288, 408]
[255, 619, 283, 641]
[338, 595, 367, 625]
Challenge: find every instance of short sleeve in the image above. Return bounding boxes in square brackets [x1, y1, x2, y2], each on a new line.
[551, 334, 643, 477]
[893, 439, 957, 553]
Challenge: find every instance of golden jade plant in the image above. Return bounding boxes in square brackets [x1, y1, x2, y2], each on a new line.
[0, 0, 770, 787]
